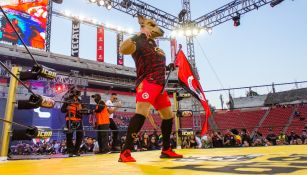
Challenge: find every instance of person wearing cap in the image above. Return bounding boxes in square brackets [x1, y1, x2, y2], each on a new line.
[92, 94, 110, 154]
[61, 89, 83, 157]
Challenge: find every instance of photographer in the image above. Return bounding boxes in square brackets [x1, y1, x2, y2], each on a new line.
[92, 94, 110, 154]
[61, 88, 83, 157]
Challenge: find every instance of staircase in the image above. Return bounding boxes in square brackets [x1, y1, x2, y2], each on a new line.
[283, 107, 299, 133]
[253, 108, 271, 133]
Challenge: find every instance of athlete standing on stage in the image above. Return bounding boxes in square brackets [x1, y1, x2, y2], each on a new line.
[118, 15, 183, 162]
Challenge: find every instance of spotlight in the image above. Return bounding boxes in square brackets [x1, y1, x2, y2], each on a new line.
[64, 10, 71, 17]
[106, 3, 112, 10]
[185, 29, 192, 36]
[192, 28, 199, 36]
[116, 26, 122, 32]
[199, 28, 205, 34]
[92, 19, 97, 24]
[270, 0, 285, 7]
[178, 29, 184, 36]
[232, 15, 240, 27]
[97, 0, 105, 6]
[89, 0, 97, 3]
[78, 15, 85, 21]
[127, 28, 134, 34]
[171, 30, 177, 37]
[207, 28, 212, 35]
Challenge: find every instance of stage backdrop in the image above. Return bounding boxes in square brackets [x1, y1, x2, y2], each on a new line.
[0, 0, 48, 49]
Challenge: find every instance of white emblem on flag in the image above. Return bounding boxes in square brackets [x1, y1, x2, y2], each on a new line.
[142, 92, 149, 99]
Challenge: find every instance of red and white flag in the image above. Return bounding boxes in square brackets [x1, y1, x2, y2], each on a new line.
[175, 50, 211, 135]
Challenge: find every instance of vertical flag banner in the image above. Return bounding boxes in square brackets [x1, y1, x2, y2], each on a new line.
[0, 0, 48, 49]
[175, 50, 211, 135]
[97, 26, 104, 62]
[71, 20, 80, 57]
[117, 33, 124, 65]
[170, 38, 177, 62]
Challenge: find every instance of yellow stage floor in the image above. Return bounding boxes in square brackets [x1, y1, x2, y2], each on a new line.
[1, 145, 307, 175]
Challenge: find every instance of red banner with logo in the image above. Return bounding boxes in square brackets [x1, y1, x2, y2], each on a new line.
[170, 38, 177, 62]
[117, 33, 124, 65]
[97, 26, 104, 62]
[175, 50, 211, 135]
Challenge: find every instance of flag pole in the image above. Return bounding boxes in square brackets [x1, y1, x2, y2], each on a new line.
[160, 44, 182, 94]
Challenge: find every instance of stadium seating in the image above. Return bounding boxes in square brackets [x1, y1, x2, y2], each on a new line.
[286, 105, 307, 135]
[213, 109, 266, 133]
[258, 107, 294, 136]
[112, 105, 306, 137]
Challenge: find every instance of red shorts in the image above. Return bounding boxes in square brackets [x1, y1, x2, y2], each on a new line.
[136, 79, 171, 110]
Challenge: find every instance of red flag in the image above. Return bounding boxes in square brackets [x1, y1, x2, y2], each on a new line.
[175, 50, 211, 135]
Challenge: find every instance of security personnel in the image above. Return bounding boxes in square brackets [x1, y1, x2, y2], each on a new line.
[92, 94, 110, 154]
[61, 90, 83, 157]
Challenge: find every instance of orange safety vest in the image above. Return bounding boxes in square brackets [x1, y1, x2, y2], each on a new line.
[66, 102, 82, 121]
[95, 103, 110, 125]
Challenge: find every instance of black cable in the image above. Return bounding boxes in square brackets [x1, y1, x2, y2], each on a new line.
[0, 61, 36, 95]
[0, 118, 33, 129]
[0, 6, 40, 66]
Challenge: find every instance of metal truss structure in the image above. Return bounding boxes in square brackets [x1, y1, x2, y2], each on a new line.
[45, 0, 53, 52]
[193, 0, 274, 28]
[109, 0, 180, 30]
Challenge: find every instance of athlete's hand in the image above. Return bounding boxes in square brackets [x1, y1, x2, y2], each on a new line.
[166, 63, 176, 71]
[139, 27, 151, 38]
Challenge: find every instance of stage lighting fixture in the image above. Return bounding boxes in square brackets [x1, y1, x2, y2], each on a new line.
[64, 10, 71, 17]
[207, 28, 212, 35]
[192, 28, 199, 36]
[89, 0, 97, 3]
[199, 28, 205, 34]
[270, 0, 285, 7]
[120, 0, 132, 8]
[178, 9, 187, 22]
[52, 0, 63, 4]
[232, 15, 240, 27]
[178, 29, 184, 36]
[106, 3, 112, 10]
[185, 29, 192, 36]
[97, 0, 105, 6]
[171, 30, 177, 37]
[127, 28, 134, 34]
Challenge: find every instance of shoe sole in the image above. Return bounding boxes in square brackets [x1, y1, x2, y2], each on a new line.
[160, 154, 183, 159]
[118, 157, 136, 162]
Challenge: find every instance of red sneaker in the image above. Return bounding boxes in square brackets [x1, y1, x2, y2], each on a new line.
[118, 149, 136, 162]
[160, 148, 183, 158]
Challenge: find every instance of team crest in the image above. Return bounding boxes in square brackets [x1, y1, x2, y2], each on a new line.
[142, 92, 149, 99]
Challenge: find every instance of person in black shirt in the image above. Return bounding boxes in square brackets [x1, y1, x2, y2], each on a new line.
[212, 132, 223, 148]
[288, 131, 301, 145]
[266, 129, 277, 146]
[240, 129, 251, 147]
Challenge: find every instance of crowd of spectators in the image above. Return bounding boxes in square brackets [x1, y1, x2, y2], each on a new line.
[9, 126, 307, 156]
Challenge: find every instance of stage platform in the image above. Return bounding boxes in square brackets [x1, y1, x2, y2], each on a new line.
[1, 145, 307, 175]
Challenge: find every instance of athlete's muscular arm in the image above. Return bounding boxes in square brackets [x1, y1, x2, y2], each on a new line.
[119, 28, 151, 55]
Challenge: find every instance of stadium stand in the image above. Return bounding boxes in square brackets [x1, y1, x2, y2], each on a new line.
[286, 105, 307, 134]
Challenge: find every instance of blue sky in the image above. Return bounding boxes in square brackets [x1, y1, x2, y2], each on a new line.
[51, 0, 307, 108]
